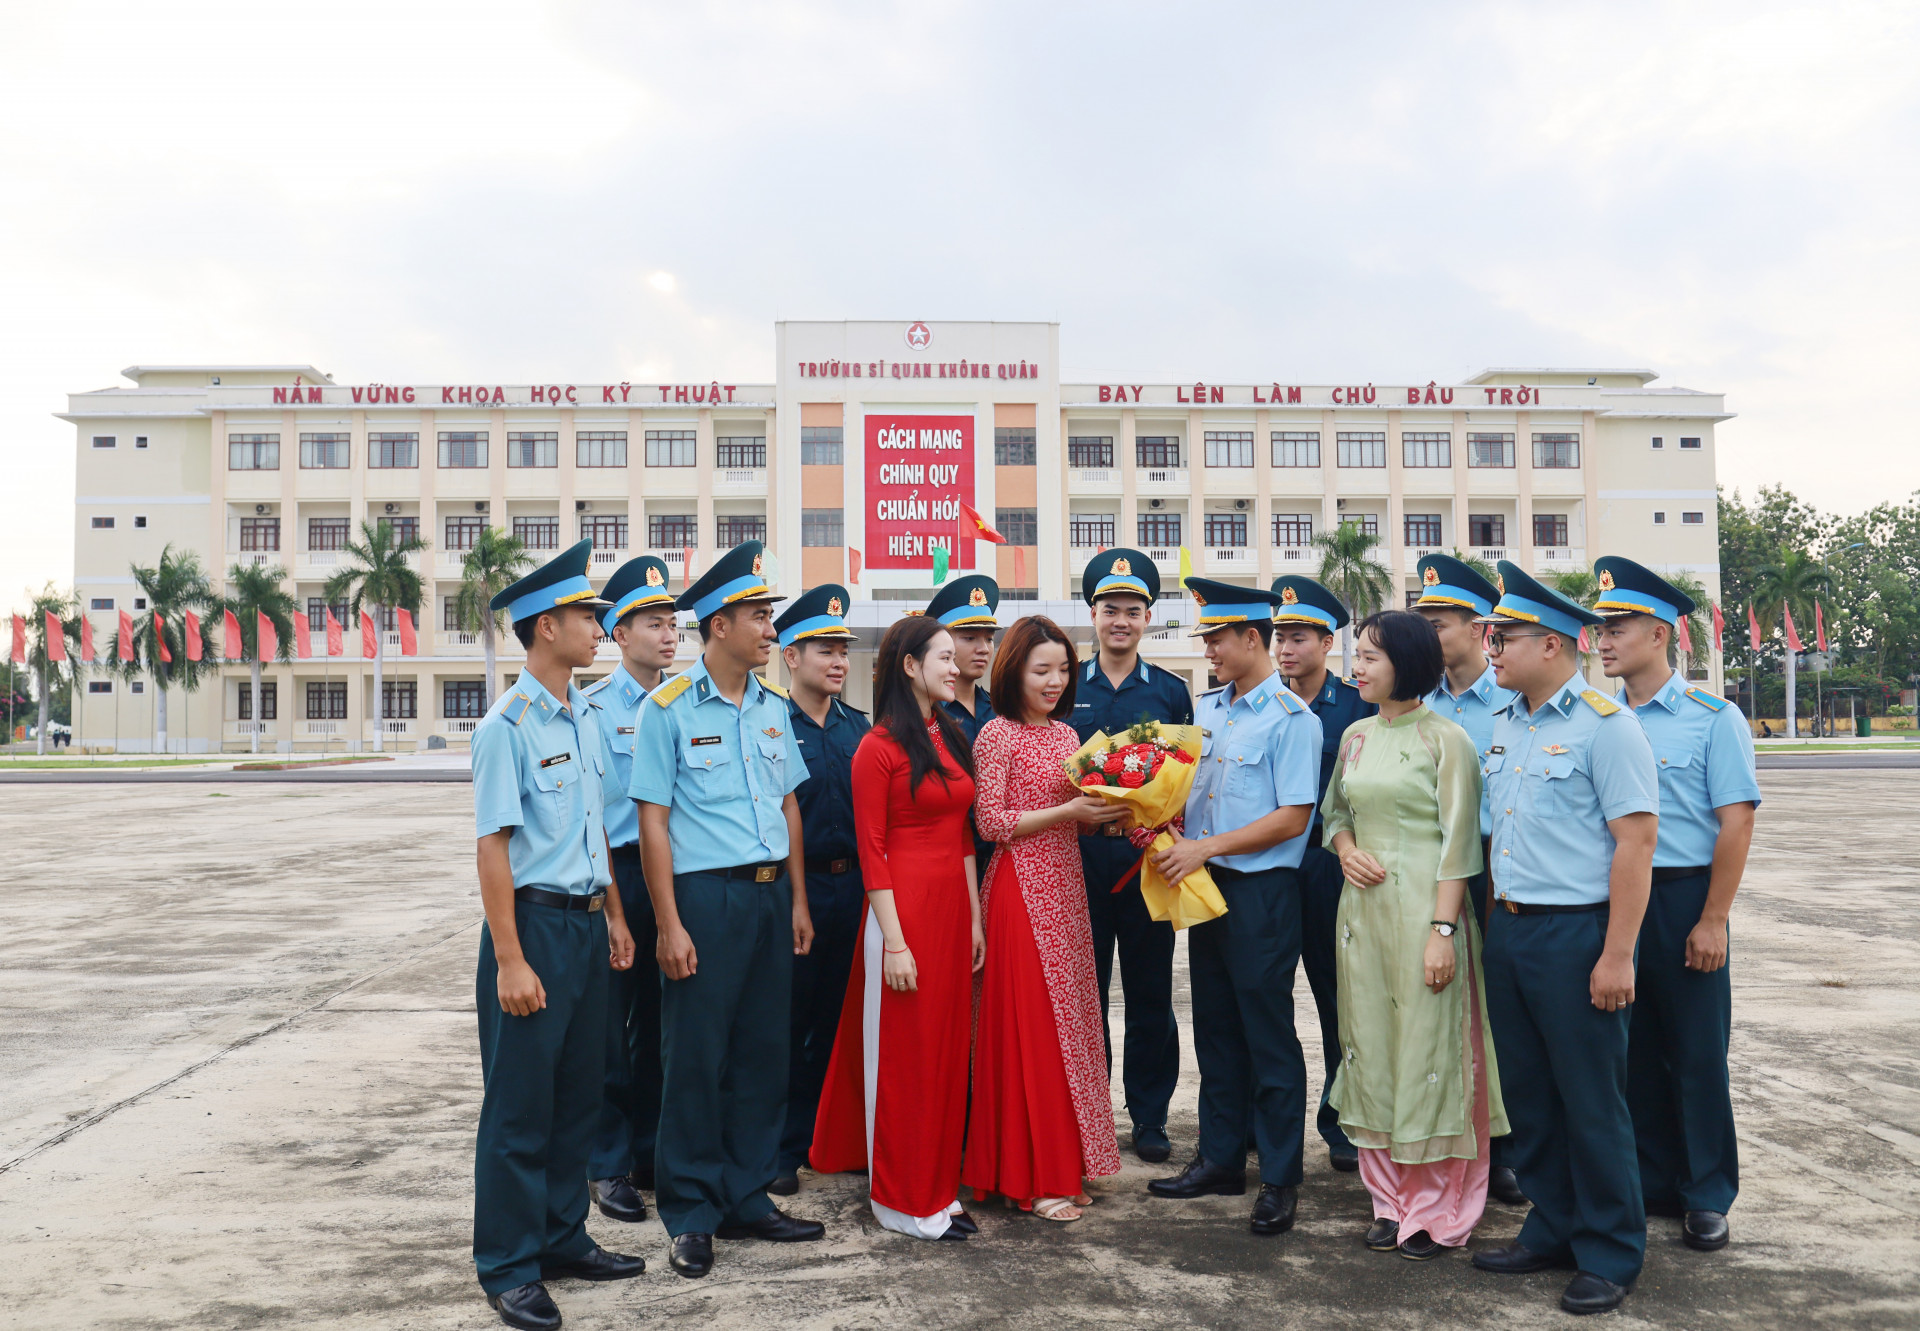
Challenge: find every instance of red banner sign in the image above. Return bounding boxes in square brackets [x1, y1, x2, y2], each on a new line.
[864, 413, 976, 570]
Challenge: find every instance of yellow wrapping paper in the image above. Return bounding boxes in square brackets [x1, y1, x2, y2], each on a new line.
[1063, 723, 1226, 931]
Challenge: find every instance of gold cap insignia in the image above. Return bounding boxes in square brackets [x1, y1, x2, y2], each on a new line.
[1496, 574, 1506, 593]
[645, 566, 665, 587]
[1422, 566, 1440, 586]
[827, 596, 843, 616]
[1281, 586, 1299, 605]
[968, 587, 988, 606]
[1598, 570, 1616, 591]
[751, 553, 764, 575]
[1111, 557, 1132, 577]
[1191, 589, 1208, 607]
[903, 608, 923, 617]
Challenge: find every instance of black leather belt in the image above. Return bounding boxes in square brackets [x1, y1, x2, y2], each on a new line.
[609, 843, 640, 860]
[706, 861, 785, 883]
[514, 887, 606, 912]
[1078, 823, 1130, 838]
[1652, 866, 1711, 883]
[806, 855, 856, 875]
[1499, 899, 1607, 915]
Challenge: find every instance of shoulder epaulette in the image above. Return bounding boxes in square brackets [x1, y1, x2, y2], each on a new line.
[503, 693, 534, 726]
[758, 676, 790, 699]
[1684, 686, 1729, 713]
[1200, 683, 1231, 698]
[582, 675, 611, 697]
[1274, 687, 1305, 715]
[838, 698, 868, 715]
[1580, 688, 1621, 717]
[650, 673, 694, 708]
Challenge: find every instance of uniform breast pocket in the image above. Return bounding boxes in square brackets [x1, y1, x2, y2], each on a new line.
[756, 738, 788, 792]
[1482, 750, 1511, 809]
[1226, 744, 1269, 798]
[531, 758, 583, 820]
[1535, 753, 1585, 814]
[1655, 747, 1694, 789]
[682, 744, 740, 799]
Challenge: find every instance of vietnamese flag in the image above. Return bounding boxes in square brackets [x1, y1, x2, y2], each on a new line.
[80, 615, 95, 664]
[117, 610, 135, 662]
[959, 500, 1005, 544]
[1783, 602, 1804, 653]
[324, 608, 343, 657]
[1577, 626, 1592, 654]
[682, 545, 696, 591]
[45, 612, 67, 663]
[184, 610, 204, 662]
[223, 610, 243, 661]
[1815, 600, 1828, 653]
[847, 547, 862, 586]
[291, 613, 310, 660]
[1710, 602, 1725, 653]
[1746, 603, 1761, 651]
[153, 612, 172, 664]
[258, 611, 279, 662]
[1675, 614, 1693, 656]
[1013, 545, 1028, 589]
[361, 610, 378, 659]
[9, 614, 23, 664]
[397, 607, 418, 656]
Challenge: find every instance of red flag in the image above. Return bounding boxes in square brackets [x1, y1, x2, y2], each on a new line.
[9, 614, 23, 664]
[291, 612, 309, 660]
[1577, 626, 1592, 654]
[80, 615, 95, 664]
[847, 547, 862, 586]
[682, 545, 695, 590]
[45, 612, 67, 663]
[1746, 603, 1761, 650]
[361, 610, 378, 659]
[224, 610, 243, 660]
[153, 612, 172, 664]
[258, 611, 279, 661]
[1013, 545, 1027, 588]
[1710, 602, 1725, 653]
[117, 610, 135, 662]
[1675, 614, 1693, 656]
[184, 610, 204, 662]
[959, 501, 1006, 544]
[325, 608, 343, 657]
[1815, 600, 1828, 653]
[397, 607, 418, 656]
[1783, 602, 1803, 653]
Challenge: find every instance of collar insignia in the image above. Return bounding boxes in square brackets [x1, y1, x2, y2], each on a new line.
[1112, 557, 1132, 576]
[1281, 586, 1299, 605]
[1422, 566, 1440, 586]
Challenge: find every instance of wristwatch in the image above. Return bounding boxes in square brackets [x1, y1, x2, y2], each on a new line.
[1430, 921, 1456, 938]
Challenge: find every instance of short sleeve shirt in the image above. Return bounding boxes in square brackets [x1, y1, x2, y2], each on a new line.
[471, 669, 612, 895]
[1631, 673, 1761, 868]
[1185, 671, 1324, 873]
[1425, 662, 1519, 840]
[584, 664, 649, 849]
[1071, 655, 1195, 744]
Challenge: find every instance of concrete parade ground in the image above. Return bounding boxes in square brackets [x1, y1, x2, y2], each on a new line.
[1, 771, 1916, 1330]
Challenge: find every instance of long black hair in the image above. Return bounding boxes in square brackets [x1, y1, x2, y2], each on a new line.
[872, 615, 975, 795]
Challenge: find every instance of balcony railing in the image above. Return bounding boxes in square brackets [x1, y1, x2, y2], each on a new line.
[591, 548, 626, 566]
[1145, 548, 1179, 566]
[645, 548, 689, 569]
[1274, 545, 1311, 563]
[1208, 547, 1255, 570]
[224, 721, 274, 737]
[1138, 468, 1189, 488]
[298, 720, 343, 737]
[442, 718, 481, 736]
[1475, 547, 1508, 562]
[1067, 468, 1117, 489]
[369, 719, 415, 736]
[448, 631, 481, 647]
[303, 550, 342, 567]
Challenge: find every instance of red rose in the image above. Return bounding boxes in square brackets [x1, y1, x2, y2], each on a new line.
[1103, 753, 1126, 776]
[1118, 770, 1146, 788]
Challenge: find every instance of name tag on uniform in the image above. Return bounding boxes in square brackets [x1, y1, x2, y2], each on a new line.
[540, 752, 572, 769]
[1488, 745, 1505, 755]
[616, 726, 634, 735]
[691, 735, 722, 747]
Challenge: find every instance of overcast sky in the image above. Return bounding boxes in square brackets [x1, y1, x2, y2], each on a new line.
[2, 0, 1915, 603]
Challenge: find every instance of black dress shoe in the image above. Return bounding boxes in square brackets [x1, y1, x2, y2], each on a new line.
[715, 1207, 826, 1242]
[1365, 1218, 1400, 1251]
[768, 1171, 800, 1197]
[487, 1281, 561, 1331]
[1398, 1229, 1446, 1261]
[936, 1226, 969, 1241]
[948, 1210, 979, 1235]
[1131, 1124, 1173, 1164]
[1488, 1166, 1528, 1206]
[1561, 1271, 1630, 1314]
[1472, 1242, 1562, 1274]
[668, 1233, 713, 1279]
[1328, 1145, 1360, 1173]
[540, 1244, 645, 1281]
[589, 1175, 647, 1222]
[1249, 1184, 1297, 1235]
[1148, 1156, 1248, 1199]
[1683, 1210, 1730, 1251]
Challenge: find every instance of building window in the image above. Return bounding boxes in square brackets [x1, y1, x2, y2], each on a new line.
[299, 433, 349, 469]
[1468, 514, 1505, 546]
[996, 508, 1038, 545]
[1138, 512, 1182, 548]
[135, 436, 148, 449]
[1203, 431, 1254, 468]
[800, 426, 843, 465]
[1404, 513, 1443, 547]
[89, 680, 113, 694]
[382, 681, 417, 720]
[309, 518, 350, 551]
[994, 427, 1036, 466]
[1336, 432, 1386, 468]
[576, 431, 627, 468]
[438, 431, 488, 468]
[1340, 514, 1380, 537]
[645, 430, 696, 467]
[92, 435, 116, 449]
[133, 516, 148, 529]
[129, 679, 145, 693]
[649, 514, 697, 548]
[240, 517, 280, 551]
[1467, 433, 1515, 468]
[306, 681, 348, 720]
[228, 433, 280, 470]
[715, 515, 766, 547]
[801, 509, 843, 546]
[1653, 511, 1667, 525]
[90, 516, 114, 529]
[1533, 514, 1569, 547]
[1650, 436, 1665, 450]
[1272, 513, 1314, 547]
[1682, 511, 1705, 524]
[716, 437, 767, 469]
[1680, 437, 1702, 450]
[1531, 433, 1580, 469]
[377, 515, 418, 547]
[1203, 513, 1248, 547]
[444, 680, 487, 719]
[582, 515, 630, 550]
[1402, 432, 1452, 468]
[513, 517, 559, 550]
[443, 595, 464, 631]
[237, 682, 278, 721]
[134, 597, 147, 610]
[368, 432, 419, 469]
[1067, 436, 1113, 468]
[505, 431, 558, 468]
[90, 597, 114, 610]
[1136, 437, 1180, 469]
[306, 597, 347, 630]
[1070, 514, 1115, 548]
[445, 516, 486, 551]
[1273, 432, 1320, 468]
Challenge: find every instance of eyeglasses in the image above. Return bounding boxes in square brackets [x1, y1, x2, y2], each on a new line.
[1487, 631, 1553, 654]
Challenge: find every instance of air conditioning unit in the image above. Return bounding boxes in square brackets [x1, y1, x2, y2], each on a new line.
[383, 503, 397, 515]
[254, 504, 268, 515]
[1233, 498, 1249, 511]
[1336, 498, 1347, 510]
[576, 501, 591, 512]
[1148, 497, 1165, 510]
[474, 501, 488, 513]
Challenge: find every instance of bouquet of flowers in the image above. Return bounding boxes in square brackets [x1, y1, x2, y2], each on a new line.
[1064, 720, 1225, 930]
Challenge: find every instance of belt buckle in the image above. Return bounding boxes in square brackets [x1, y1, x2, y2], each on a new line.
[588, 894, 605, 913]
[831, 858, 851, 875]
[754, 864, 777, 884]
[1503, 900, 1518, 914]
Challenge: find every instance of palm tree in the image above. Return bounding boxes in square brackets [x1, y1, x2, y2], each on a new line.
[454, 526, 534, 712]
[1755, 550, 1827, 738]
[324, 520, 427, 754]
[220, 561, 298, 754]
[108, 546, 219, 753]
[1313, 522, 1393, 668]
[25, 585, 83, 756]
[1663, 571, 1712, 679]
[1448, 549, 1499, 586]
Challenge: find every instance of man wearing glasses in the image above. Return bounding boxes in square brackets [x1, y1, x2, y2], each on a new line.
[1468, 562, 1659, 1318]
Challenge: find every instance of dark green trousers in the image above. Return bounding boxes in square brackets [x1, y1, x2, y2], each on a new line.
[780, 866, 864, 1172]
[474, 901, 608, 1295]
[655, 869, 793, 1237]
[1081, 834, 1180, 1133]
[1628, 871, 1739, 1214]
[585, 847, 662, 1182]
[1298, 843, 1355, 1152]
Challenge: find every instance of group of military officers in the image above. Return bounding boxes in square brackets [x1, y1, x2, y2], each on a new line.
[465, 534, 1757, 1327]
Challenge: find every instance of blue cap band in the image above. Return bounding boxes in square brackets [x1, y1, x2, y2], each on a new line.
[1196, 601, 1275, 626]
[937, 605, 999, 628]
[1093, 573, 1152, 600]
[603, 591, 675, 636]
[1272, 603, 1338, 631]
[1417, 583, 1494, 616]
[507, 574, 598, 624]
[777, 614, 851, 648]
[1594, 590, 1680, 625]
[1492, 593, 1587, 639]
[692, 573, 774, 622]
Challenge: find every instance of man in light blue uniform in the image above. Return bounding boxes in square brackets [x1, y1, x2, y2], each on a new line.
[1146, 577, 1322, 1240]
[1469, 561, 1660, 1318]
[582, 554, 679, 1223]
[1595, 556, 1759, 1255]
[629, 540, 822, 1280]
[471, 539, 643, 1331]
